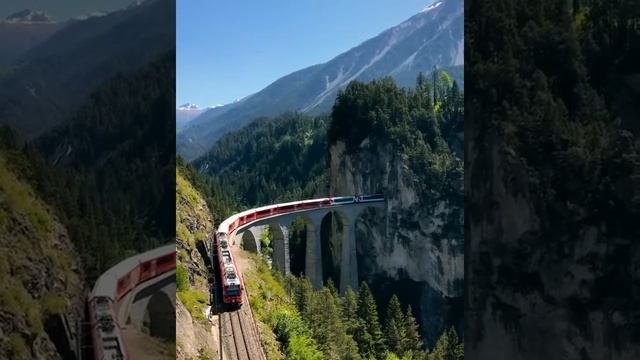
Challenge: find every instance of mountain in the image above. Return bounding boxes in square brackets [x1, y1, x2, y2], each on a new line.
[5, 9, 53, 23]
[0, 11, 65, 67]
[177, 0, 463, 161]
[176, 103, 207, 130]
[0, 0, 175, 140]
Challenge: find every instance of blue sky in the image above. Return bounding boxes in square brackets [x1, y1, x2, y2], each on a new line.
[177, 0, 432, 107]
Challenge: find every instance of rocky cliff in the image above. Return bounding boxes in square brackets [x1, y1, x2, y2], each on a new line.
[0, 155, 84, 359]
[328, 138, 463, 346]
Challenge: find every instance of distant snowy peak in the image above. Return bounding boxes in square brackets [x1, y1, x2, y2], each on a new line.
[178, 103, 201, 110]
[73, 12, 108, 21]
[5, 9, 53, 23]
[128, 0, 148, 9]
[422, 1, 444, 13]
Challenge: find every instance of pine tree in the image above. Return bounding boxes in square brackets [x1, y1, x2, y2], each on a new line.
[326, 278, 339, 298]
[429, 327, 463, 360]
[385, 295, 405, 356]
[401, 305, 423, 354]
[309, 288, 361, 360]
[356, 282, 387, 359]
[342, 287, 359, 336]
[294, 277, 314, 320]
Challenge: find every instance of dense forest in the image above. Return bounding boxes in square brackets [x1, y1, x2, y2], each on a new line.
[246, 246, 463, 360]
[466, 0, 640, 357]
[281, 275, 463, 360]
[177, 157, 239, 226]
[329, 72, 463, 203]
[0, 52, 175, 280]
[194, 114, 329, 206]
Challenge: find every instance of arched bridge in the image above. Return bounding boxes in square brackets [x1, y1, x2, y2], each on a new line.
[212, 195, 385, 292]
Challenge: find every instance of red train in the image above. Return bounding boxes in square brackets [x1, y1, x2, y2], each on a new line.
[88, 244, 176, 360]
[214, 232, 244, 306]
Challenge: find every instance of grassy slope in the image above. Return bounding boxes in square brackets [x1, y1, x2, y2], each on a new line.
[0, 154, 81, 359]
[175, 170, 211, 322]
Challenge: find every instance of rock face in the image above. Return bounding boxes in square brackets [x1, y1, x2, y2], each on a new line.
[329, 139, 463, 346]
[0, 157, 84, 359]
[175, 171, 219, 359]
[466, 126, 640, 360]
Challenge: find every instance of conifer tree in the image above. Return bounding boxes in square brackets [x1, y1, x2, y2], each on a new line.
[309, 288, 361, 360]
[356, 282, 387, 359]
[401, 305, 423, 354]
[385, 295, 405, 355]
[294, 277, 314, 319]
[429, 326, 463, 360]
[326, 278, 339, 298]
[342, 287, 359, 336]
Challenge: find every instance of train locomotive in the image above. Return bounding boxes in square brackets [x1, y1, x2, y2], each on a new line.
[214, 232, 244, 306]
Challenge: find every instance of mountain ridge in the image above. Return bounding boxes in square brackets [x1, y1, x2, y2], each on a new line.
[177, 0, 463, 161]
[0, 0, 175, 139]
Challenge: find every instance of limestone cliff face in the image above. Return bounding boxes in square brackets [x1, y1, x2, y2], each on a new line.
[0, 157, 84, 360]
[329, 139, 463, 345]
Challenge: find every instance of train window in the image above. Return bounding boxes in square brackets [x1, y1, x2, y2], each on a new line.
[224, 268, 237, 279]
[157, 254, 173, 265]
[226, 285, 240, 295]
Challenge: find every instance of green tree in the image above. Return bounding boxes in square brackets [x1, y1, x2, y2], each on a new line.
[308, 288, 361, 360]
[385, 295, 406, 356]
[429, 327, 463, 360]
[402, 305, 423, 354]
[356, 282, 387, 359]
[342, 287, 360, 337]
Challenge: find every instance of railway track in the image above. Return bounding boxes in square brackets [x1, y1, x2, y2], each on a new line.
[219, 308, 264, 360]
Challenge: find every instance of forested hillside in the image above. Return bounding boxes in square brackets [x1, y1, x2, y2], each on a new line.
[328, 72, 463, 202]
[0, 52, 175, 280]
[194, 114, 329, 206]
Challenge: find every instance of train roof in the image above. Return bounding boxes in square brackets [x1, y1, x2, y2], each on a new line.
[91, 243, 175, 299]
[217, 195, 384, 235]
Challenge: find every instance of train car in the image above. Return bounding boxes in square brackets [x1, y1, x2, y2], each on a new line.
[88, 244, 175, 360]
[89, 273, 128, 360]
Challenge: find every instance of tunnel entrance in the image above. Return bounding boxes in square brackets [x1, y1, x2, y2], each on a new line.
[241, 230, 259, 253]
[196, 239, 211, 269]
[144, 291, 175, 340]
[44, 313, 77, 360]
